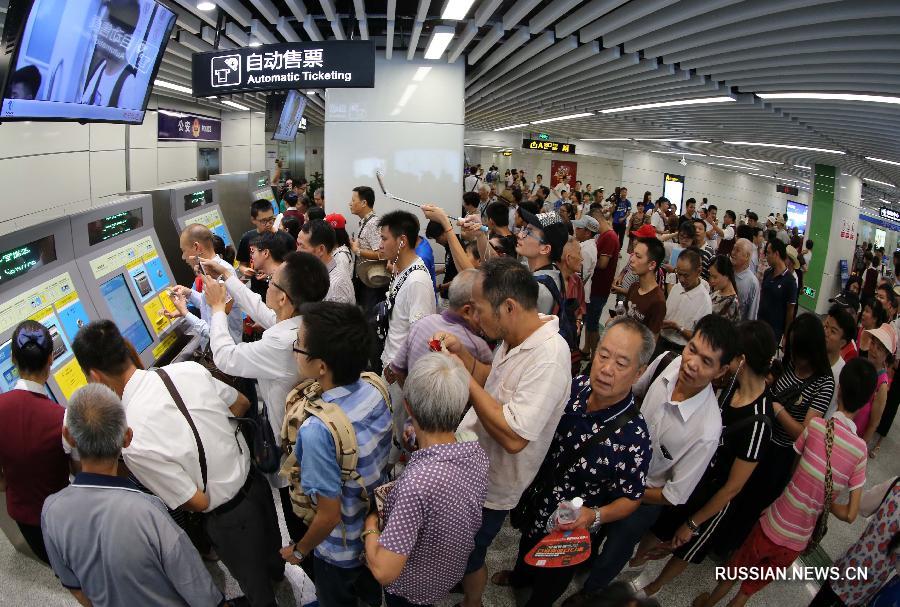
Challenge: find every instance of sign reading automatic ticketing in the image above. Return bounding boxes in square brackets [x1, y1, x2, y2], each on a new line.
[192, 41, 375, 97]
[522, 138, 576, 154]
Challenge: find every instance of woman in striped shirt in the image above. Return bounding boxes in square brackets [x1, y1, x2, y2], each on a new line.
[637, 321, 777, 598]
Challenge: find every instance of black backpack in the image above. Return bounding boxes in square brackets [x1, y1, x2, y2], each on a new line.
[535, 272, 578, 351]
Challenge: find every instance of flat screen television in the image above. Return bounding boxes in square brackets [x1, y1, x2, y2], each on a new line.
[271, 90, 307, 142]
[786, 200, 809, 235]
[0, 0, 176, 124]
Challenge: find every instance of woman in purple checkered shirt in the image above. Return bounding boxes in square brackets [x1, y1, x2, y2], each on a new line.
[363, 353, 489, 607]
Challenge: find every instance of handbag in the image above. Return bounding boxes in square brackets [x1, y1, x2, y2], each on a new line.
[803, 418, 834, 555]
[510, 403, 639, 531]
[232, 400, 282, 474]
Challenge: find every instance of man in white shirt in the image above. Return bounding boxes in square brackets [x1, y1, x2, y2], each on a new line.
[553, 176, 570, 201]
[71, 320, 284, 607]
[658, 248, 712, 354]
[378, 210, 437, 445]
[530, 174, 544, 196]
[516, 209, 570, 315]
[576, 315, 734, 599]
[574, 216, 600, 300]
[464, 166, 480, 193]
[199, 251, 330, 542]
[731, 238, 761, 320]
[434, 257, 571, 607]
[824, 305, 856, 419]
[166, 224, 243, 344]
[651, 199, 670, 235]
[297, 219, 355, 304]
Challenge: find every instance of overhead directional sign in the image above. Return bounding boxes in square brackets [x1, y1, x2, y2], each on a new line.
[522, 138, 576, 154]
[192, 41, 375, 97]
[880, 207, 900, 222]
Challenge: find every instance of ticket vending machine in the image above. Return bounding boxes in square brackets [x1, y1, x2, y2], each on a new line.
[137, 180, 234, 287]
[69, 195, 197, 369]
[212, 170, 275, 237]
[0, 217, 99, 559]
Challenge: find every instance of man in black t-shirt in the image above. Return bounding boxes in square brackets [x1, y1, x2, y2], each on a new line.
[236, 200, 278, 298]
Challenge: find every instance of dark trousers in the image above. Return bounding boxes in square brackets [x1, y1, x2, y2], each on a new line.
[16, 521, 49, 565]
[613, 223, 626, 250]
[808, 581, 845, 607]
[384, 592, 431, 607]
[278, 486, 316, 582]
[584, 503, 662, 592]
[205, 471, 283, 607]
[511, 531, 580, 607]
[313, 555, 382, 607]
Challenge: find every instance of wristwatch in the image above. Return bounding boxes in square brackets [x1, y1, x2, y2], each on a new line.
[589, 508, 603, 532]
[292, 544, 306, 562]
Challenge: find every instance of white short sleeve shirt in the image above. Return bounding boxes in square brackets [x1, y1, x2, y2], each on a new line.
[121, 363, 250, 512]
[381, 261, 437, 366]
[660, 282, 712, 346]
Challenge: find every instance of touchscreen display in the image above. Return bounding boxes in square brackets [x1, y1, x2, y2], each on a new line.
[98, 274, 152, 353]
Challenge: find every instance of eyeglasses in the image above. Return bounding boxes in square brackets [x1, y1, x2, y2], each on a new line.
[520, 227, 546, 244]
[257, 216, 277, 225]
[270, 281, 294, 307]
[292, 338, 311, 357]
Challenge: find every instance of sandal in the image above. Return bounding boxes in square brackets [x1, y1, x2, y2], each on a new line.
[491, 570, 515, 587]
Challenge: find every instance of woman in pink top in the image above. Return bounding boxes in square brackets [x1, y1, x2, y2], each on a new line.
[859, 325, 894, 443]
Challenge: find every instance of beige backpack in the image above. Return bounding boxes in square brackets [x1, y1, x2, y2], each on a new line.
[279, 372, 391, 524]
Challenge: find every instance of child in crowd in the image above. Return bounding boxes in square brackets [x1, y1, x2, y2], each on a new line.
[693, 357, 876, 607]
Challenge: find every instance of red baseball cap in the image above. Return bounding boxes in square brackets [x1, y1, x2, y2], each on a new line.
[631, 224, 658, 238]
[325, 213, 346, 230]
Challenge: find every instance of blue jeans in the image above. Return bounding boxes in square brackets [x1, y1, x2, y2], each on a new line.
[464, 508, 509, 574]
[584, 503, 663, 592]
[584, 295, 609, 333]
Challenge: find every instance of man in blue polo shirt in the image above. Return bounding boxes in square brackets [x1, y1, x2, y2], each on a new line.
[758, 238, 797, 344]
[612, 186, 632, 250]
[42, 384, 224, 607]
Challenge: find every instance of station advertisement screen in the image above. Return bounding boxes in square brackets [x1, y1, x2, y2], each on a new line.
[88, 209, 144, 245]
[786, 200, 809, 235]
[272, 90, 307, 142]
[0, 0, 176, 124]
[663, 173, 685, 215]
[0, 234, 57, 285]
[98, 274, 153, 353]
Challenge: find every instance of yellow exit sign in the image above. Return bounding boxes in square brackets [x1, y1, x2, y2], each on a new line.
[522, 139, 576, 154]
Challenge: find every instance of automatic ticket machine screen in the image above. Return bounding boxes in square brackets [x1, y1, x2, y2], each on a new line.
[99, 275, 153, 354]
[183, 208, 233, 247]
[0, 272, 91, 400]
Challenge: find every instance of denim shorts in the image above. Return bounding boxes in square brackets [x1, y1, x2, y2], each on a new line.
[464, 508, 509, 574]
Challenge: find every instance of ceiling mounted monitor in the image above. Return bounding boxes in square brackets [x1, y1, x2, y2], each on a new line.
[0, 0, 176, 124]
[270, 90, 307, 142]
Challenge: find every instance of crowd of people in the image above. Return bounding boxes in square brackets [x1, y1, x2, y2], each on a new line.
[0, 164, 897, 607]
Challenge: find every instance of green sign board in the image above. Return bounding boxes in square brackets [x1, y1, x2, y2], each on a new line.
[538, 133, 550, 140]
[802, 285, 816, 299]
[257, 178, 268, 187]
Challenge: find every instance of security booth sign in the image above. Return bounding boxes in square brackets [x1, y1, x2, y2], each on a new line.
[192, 41, 375, 97]
[522, 139, 576, 154]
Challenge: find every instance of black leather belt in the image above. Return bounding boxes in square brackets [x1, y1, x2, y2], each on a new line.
[209, 471, 254, 517]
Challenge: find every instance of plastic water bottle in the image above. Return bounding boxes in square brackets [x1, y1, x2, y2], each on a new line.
[546, 497, 584, 532]
[615, 300, 625, 317]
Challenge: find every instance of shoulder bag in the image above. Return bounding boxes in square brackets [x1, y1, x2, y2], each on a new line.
[156, 369, 208, 492]
[803, 418, 835, 555]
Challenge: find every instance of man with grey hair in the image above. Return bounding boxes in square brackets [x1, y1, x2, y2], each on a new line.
[362, 353, 489, 606]
[314, 187, 325, 209]
[41, 384, 224, 607]
[493, 317, 653, 606]
[730, 238, 761, 320]
[389, 268, 493, 382]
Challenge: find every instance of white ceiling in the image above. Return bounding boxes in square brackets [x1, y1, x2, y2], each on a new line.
[151, 0, 900, 210]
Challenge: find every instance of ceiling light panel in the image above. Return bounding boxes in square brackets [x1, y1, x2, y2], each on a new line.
[724, 141, 846, 154]
[758, 92, 900, 105]
[530, 112, 594, 124]
[601, 96, 735, 113]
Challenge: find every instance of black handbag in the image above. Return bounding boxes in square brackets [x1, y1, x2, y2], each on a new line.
[232, 400, 281, 474]
[510, 404, 639, 531]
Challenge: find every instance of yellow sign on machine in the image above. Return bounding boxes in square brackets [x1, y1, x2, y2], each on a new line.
[53, 358, 87, 400]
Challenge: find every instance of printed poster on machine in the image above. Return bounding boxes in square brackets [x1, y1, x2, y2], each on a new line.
[191, 41, 375, 97]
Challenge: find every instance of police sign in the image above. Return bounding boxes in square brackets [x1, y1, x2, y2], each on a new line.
[522, 139, 576, 154]
[192, 41, 375, 97]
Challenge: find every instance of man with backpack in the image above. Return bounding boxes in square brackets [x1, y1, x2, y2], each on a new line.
[279, 301, 393, 607]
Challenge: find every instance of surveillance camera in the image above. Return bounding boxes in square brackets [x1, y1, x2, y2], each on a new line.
[679, 155, 688, 167]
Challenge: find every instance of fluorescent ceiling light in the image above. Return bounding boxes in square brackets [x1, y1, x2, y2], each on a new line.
[634, 138, 711, 143]
[708, 162, 756, 170]
[441, 0, 476, 20]
[221, 99, 250, 110]
[601, 97, 734, 114]
[867, 156, 900, 168]
[530, 112, 594, 125]
[249, 40, 262, 48]
[708, 154, 783, 165]
[158, 109, 189, 118]
[864, 177, 897, 187]
[493, 123, 528, 131]
[580, 138, 631, 141]
[758, 92, 900, 106]
[197, 1, 216, 10]
[724, 141, 846, 154]
[794, 165, 811, 169]
[747, 173, 776, 179]
[154, 79, 193, 95]
[424, 26, 455, 60]
[412, 67, 432, 82]
[651, 151, 707, 156]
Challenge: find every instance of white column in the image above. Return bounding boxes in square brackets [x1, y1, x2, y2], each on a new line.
[324, 56, 465, 230]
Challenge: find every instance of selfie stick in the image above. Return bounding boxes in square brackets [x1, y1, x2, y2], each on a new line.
[375, 170, 488, 232]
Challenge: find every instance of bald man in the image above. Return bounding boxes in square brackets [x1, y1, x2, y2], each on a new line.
[167, 224, 244, 343]
[730, 238, 760, 321]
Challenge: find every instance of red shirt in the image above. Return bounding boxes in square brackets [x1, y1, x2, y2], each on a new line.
[0, 387, 68, 525]
[591, 229, 620, 299]
[841, 339, 859, 362]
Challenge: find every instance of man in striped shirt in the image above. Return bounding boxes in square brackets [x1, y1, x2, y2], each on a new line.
[694, 358, 874, 607]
